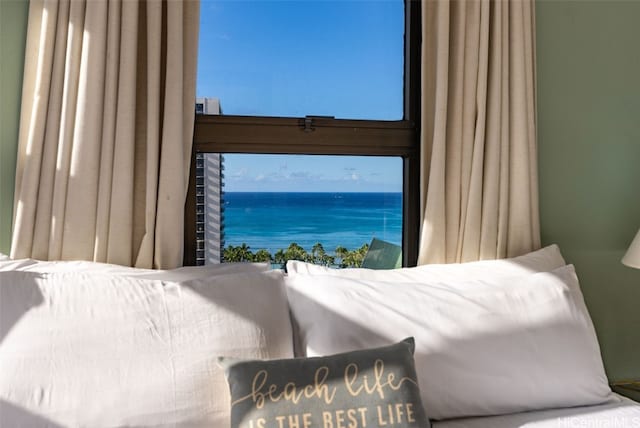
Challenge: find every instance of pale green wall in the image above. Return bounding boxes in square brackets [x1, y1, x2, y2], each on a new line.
[537, 0, 640, 381]
[0, 0, 29, 254]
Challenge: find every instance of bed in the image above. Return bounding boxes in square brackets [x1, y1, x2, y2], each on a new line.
[1, 246, 639, 427]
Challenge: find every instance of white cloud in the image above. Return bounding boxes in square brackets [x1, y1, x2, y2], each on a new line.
[231, 167, 248, 178]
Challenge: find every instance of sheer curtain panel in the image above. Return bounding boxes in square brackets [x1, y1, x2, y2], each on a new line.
[418, 0, 540, 264]
[11, 0, 199, 269]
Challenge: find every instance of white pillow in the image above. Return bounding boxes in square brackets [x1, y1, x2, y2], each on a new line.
[0, 270, 293, 427]
[287, 244, 566, 281]
[285, 265, 613, 420]
[0, 258, 40, 271]
[0, 257, 270, 280]
[132, 262, 271, 280]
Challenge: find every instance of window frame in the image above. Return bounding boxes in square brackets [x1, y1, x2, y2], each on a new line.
[184, 0, 421, 267]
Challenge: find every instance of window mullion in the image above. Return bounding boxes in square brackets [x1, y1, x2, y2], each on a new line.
[193, 116, 416, 157]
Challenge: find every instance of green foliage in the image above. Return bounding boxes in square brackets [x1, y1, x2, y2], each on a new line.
[253, 249, 273, 263]
[222, 243, 254, 262]
[283, 243, 308, 263]
[222, 242, 368, 269]
[336, 243, 369, 268]
[311, 243, 335, 267]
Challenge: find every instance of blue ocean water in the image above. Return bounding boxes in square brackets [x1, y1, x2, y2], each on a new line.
[223, 192, 402, 254]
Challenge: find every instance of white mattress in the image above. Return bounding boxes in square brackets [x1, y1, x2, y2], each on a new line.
[433, 394, 640, 428]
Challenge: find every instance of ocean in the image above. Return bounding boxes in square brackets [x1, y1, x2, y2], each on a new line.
[223, 192, 402, 254]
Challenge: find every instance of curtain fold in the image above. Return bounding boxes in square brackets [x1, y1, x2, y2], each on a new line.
[418, 0, 540, 265]
[11, 0, 199, 269]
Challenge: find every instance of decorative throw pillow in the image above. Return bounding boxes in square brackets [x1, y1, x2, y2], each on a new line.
[221, 338, 430, 428]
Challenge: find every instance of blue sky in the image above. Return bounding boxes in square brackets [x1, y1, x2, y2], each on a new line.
[197, 0, 404, 192]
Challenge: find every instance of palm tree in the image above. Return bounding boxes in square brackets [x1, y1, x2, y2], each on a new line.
[310, 242, 336, 266]
[223, 245, 239, 262]
[335, 245, 349, 268]
[334, 244, 369, 268]
[284, 243, 308, 262]
[274, 249, 286, 266]
[353, 243, 369, 267]
[335, 245, 348, 258]
[321, 253, 335, 267]
[236, 243, 253, 262]
[311, 242, 325, 264]
[253, 249, 273, 263]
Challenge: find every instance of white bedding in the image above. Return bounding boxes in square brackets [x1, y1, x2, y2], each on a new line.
[286, 265, 613, 419]
[2, 251, 638, 427]
[434, 394, 640, 428]
[0, 256, 270, 278]
[0, 269, 294, 427]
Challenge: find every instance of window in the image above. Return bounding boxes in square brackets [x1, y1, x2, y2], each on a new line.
[196, 0, 404, 120]
[185, 0, 421, 266]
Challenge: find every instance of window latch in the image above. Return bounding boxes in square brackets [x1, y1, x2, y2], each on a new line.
[302, 115, 335, 133]
[303, 117, 314, 133]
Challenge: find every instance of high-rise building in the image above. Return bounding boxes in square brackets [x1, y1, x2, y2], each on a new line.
[194, 98, 224, 265]
[195, 97, 220, 116]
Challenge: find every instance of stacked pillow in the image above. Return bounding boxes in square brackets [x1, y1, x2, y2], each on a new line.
[284, 245, 614, 420]
[0, 245, 615, 426]
[0, 255, 271, 279]
[286, 243, 567, 281]
[0, 266, 293, 427]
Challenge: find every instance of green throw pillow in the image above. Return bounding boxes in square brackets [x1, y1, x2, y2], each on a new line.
[220, 338, 429, 428]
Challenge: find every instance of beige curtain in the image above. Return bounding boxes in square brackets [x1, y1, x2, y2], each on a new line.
[418, 0, 540, 264]
[11, 0, 199, 269]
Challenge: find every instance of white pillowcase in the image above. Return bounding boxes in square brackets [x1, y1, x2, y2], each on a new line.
[287, 244, 566, 282]
[0, 270, 293, 427]
[285, 265, 613, 420]
[0, 257, 270, 280]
